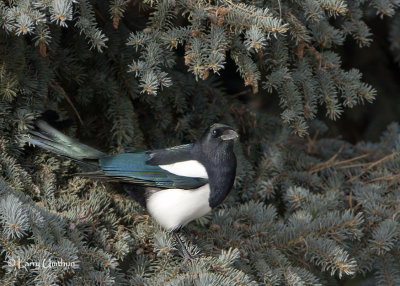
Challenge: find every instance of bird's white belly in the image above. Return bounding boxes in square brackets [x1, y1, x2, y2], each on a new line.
[146, 184, 212, 231]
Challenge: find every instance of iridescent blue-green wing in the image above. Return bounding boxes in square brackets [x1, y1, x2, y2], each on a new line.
[95, 152, 207, 189]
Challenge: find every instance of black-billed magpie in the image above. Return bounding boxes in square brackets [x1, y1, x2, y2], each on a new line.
[26, 121, 238, 258]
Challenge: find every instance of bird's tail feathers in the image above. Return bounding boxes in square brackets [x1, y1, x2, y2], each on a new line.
[26, 120, 105, 164]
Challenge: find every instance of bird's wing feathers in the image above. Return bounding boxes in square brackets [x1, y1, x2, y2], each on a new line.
[147, 144, 208, 179]
[146, 144, 193, 165]
[91, 149, 208, 189]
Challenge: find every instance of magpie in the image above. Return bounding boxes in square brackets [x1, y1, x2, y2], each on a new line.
[26, 121, 238, 258]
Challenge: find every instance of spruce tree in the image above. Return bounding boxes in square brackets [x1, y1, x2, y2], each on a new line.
[1, 0, 400, 285]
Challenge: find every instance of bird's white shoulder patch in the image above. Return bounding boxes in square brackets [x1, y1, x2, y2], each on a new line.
[159, 160, 208, 178]
[146, 184, 211, 231]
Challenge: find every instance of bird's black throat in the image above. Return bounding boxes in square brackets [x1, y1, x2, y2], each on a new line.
[193, 140, 237, 208]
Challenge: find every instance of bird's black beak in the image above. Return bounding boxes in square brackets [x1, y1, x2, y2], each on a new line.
[220, 128, 239, 141]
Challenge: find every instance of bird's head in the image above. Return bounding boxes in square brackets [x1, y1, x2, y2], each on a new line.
[198, 123, 239, 155]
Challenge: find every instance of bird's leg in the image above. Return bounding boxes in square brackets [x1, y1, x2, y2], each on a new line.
[173, 230, 197, 260]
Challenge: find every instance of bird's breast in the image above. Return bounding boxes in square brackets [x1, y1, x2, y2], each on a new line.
[146, 184, 212, 231]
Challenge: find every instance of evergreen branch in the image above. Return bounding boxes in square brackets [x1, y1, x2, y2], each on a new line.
[308, 145, 344, 173]
[221, 0, 288, 33]
[277, 210, 363, 248]
[349, 151, 400, 182]
[0, 235, 14, 254]
[365, 173, 400, 183]
[81, 247, 117, 269]
[319, 0, 348, 16]
[309, 153, 370, 173]
[1, 0, 399, 284]
[35, 244, 76, 267]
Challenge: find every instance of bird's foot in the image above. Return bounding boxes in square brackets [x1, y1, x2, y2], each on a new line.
[179, 239, 201, 261]
[180, 250, 201, 266]
[183, 248, 200, 260]
[173, 230, 200, 261]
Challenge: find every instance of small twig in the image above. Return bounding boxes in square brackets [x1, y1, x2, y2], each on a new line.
[50, 81, 84, 125]
[277, 0, 282, 19]
[310, 152, 371, 173]
[337, 162, 370, 169]
[332, 153, 371, 166]
[365, 174, 400, 184]
[309, 146, 344, 173]
[231, 89, 252, 97]
[348, 152, 400, 182]
[348, 188, 353, 209]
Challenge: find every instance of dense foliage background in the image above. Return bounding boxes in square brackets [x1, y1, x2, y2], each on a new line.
[1, 0, 400, 285]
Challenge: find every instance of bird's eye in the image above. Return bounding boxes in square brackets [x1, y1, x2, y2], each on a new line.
[212, 129, 218, 137]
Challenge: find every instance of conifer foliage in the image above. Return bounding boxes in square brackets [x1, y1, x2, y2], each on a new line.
[0, 0, 400, 285]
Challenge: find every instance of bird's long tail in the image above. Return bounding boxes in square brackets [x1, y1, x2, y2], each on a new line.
[26, 120, 105, 164]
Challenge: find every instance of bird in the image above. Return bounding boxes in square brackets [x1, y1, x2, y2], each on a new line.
[26, 121, 238, 259]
